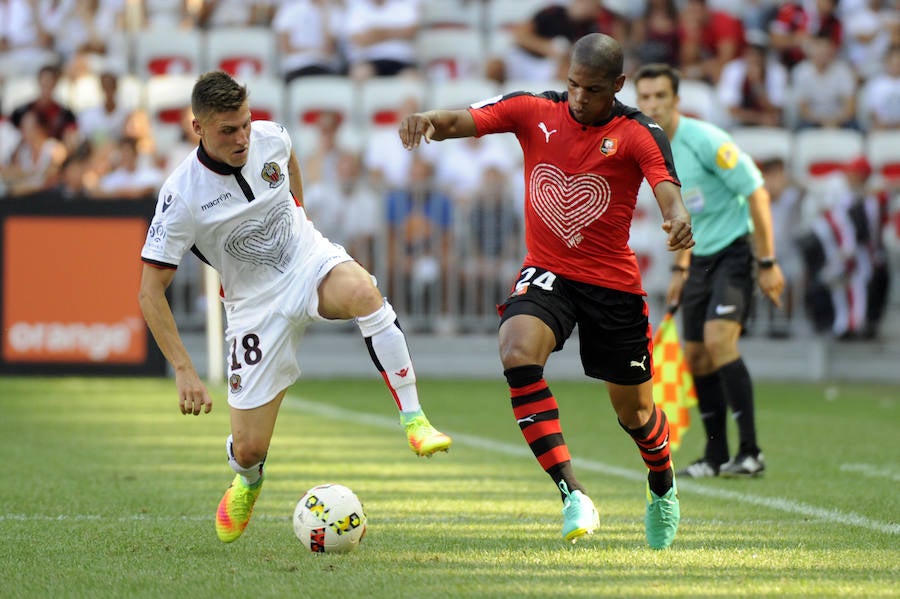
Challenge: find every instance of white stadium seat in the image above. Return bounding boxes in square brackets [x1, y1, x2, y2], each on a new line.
[134, 27, 204, 78]
[866, 130, 900, 187]
[730, 126, 794, 166]
[144, 74, 196, 150]
[428, 77, 499, 111]
[415, 29, 487, 81]
[792, 128, 865, 187]
[286, 75, 356, 134]
[206, 27, 278, 79]
[358, 77, 426, 131]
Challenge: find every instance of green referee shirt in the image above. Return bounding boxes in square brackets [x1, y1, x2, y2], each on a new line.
[670, 116, 764, 257]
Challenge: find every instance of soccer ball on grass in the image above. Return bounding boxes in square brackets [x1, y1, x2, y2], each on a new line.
[293, 483, 367, 553]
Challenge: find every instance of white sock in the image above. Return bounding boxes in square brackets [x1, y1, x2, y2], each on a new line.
[357, 300, 421, 413]
[226, 434, 264, 486]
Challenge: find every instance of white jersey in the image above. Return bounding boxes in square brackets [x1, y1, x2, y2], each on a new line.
[141, 120, 318, 310]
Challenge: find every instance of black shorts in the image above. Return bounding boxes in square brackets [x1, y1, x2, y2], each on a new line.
[497, 266, 652, 385]
[681, 236, 755, 342]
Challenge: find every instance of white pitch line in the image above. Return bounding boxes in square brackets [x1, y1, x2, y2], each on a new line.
[283, 396, 900, 536]
[840, 463, 900, 482]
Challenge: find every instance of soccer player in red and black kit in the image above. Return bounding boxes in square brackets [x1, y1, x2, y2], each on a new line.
[399, 33, 694, 549]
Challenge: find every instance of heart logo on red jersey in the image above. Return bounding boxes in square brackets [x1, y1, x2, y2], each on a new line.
[529, 163, 611, 248]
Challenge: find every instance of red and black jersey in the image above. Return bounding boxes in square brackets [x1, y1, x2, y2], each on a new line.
[468, 91, 679, 295]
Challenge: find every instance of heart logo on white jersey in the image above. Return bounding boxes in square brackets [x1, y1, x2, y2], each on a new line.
[225, 202, 294, 272]
[529, 163, 611, 248]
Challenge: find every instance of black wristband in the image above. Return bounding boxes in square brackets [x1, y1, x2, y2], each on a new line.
[671, 265, 688, 273]
[757, 257, 777, 269]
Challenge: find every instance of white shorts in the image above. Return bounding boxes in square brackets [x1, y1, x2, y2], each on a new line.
[224, 239, 353, 409]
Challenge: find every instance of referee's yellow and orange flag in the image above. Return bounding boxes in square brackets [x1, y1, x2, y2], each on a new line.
[651, 307, 697, 451]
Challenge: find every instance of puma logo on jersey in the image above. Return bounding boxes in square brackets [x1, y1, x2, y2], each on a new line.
[395, 368, 410, 378]
[648, 122, 663, 130]
[630, 355, 648, 371]
[538, 122, 558, 142]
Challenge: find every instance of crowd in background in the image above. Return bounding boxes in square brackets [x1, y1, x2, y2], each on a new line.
[1, 0, 898, 339]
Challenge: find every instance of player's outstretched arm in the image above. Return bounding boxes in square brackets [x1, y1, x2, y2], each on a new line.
[138, 264, 213, 416]
[653, 180, 695, 251]
[399, 109, 477, 149]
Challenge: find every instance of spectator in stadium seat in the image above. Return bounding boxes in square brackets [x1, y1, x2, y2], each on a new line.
[305, 149, 383, 273]
[678, 0, 745, 84]
[629, 0, 681, 70]
[138, 72, 451, 546]
[791, 32, 860, 130]
[10, 64, 79, 149]
[484, 0, 624, 85]
[0, 108, 67, 197]
[759, 156, 805, 337]
[92, 136, 164, 199]
[384, 154, 455, 326]
[860, 44, 900, 131]
[0, 0, 57, 76]
[300, 109, 344, 186]
[341, 0, 421, 81]
[842, 0, 893, 81]
[768, 0, 811, 70]
[273, 0, 344, 81]
[716, 31, 788, 127]
[635, 63, 784, 480]
[458, 161, 523, 321]
[77, 71, 131, 148]
[196, 0, 273, 28]
[400, 33, 693, 549]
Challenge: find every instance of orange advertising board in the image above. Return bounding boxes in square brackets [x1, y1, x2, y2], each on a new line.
[2, 215, 149, 366]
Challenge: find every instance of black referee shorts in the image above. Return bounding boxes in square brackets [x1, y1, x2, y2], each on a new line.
[681, 236, 755, 342]
[498, 265, 652, 385]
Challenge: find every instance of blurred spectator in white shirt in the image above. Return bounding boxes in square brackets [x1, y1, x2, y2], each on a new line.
[197, 0, 272, 28]
[0, 109, 67, 197]
[791, 32, 859, 130]
[0, 0, 57, 77]
[716, 31, 788, 127]
[77, 71, 130, 147]
[93, 136, 162, 199]
[341, 0, 421, 81]
[273, 0, 343, 81]
[860, 44, 900, 131]
[842, 0, 893, 80]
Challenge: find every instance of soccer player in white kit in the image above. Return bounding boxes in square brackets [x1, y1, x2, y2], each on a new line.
[138, 71, 451, 543]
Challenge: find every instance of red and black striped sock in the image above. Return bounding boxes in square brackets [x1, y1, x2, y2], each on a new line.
[505, 365, 583, 499]
[620, 404, 674, 497]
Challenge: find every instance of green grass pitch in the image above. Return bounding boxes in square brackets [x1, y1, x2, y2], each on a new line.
[1, 376, 897, 598]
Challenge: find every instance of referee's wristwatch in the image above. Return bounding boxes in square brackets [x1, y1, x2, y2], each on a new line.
[757, 257, 777, 270]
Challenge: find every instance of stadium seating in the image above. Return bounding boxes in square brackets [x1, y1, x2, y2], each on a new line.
[730, 126, 794, 166]
[134, 27, 204, 78]
[677, 79, 723, 126]
[0, 76, 40, 117]
[206, 27, 278, 79]
[866, 130, 900, 187]
[144, 74, 197, 150]
[286, 75, 356, 133]
[792, 128, 865, 187]
[243, 76, 285, 124]
[358, 77, 427, 132]
[428, 77, 499, 110]
[415, 29, 486, 82]
[420, 0, 482, 30]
